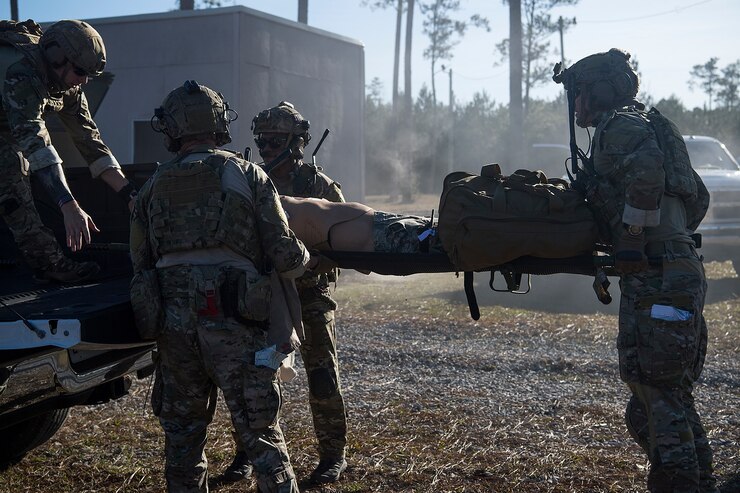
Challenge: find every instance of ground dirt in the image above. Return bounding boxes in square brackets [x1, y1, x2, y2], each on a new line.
[1, 195, 738, 493]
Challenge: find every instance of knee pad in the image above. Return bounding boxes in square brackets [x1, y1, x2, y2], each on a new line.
[309, 367, 337, 399]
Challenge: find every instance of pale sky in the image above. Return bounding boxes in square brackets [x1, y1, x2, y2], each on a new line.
[2, 0, 736, 109]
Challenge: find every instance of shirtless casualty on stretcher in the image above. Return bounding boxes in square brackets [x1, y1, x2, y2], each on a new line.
[280, 196, 437, 254]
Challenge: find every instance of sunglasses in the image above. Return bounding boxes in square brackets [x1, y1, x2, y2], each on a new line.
[255, 135, 289, 150]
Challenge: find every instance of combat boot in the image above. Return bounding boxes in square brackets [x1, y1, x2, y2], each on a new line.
[34, 258, 100, 284]
[309, 457, 347, 484]
[219, 451, 253, 483]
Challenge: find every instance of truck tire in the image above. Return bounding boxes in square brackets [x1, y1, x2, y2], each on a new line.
[0, 408, 69, 465]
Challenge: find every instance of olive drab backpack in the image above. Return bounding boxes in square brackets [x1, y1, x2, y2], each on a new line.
[0, 20, 46, 71]
[644, 107, 710, 231]
[437, 165, 599, 272]
[0, 19, 43, 43]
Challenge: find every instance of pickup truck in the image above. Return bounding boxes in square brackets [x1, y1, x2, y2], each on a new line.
[682, 135, 740, 272]
[0, 164, 157, 466]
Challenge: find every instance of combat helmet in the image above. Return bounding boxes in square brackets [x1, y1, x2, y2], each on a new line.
[553, 48, 639, 101]
[40, 20, 106, 76]
[152, 80, 238, 152]
[251, 101, 311, 167]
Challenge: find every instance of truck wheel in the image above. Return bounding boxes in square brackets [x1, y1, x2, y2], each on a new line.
[0, 408, 69, 465]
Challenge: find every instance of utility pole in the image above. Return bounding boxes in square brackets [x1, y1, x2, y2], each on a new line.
[10, 0, 18, 21]
[558, 16, 565, 66]
[298, 0, 308, 24]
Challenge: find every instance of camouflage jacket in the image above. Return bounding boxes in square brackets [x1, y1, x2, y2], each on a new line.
[273, 160, 344, 309]
[0, 43, 119, 177]
[130, 147, 308, 277]
[587, 107, 692, 245]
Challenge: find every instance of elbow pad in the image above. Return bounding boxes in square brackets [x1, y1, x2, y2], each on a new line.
[34, 162, 74, 207]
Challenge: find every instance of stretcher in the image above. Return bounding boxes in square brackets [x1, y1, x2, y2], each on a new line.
[322, 250, 616, 320]
[86, 243, 616, 321]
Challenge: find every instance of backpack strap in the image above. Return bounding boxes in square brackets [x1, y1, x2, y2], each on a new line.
[464, 271, 480, 321]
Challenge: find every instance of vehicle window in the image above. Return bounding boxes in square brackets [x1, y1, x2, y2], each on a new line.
[685, 140, 740, 170]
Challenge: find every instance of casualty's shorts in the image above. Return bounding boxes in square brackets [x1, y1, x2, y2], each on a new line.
[372, 211, 432, 253]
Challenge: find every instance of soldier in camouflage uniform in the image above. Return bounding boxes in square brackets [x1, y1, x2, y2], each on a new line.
[222, 102, 349, 485]
[554, 49, 718, 493]
[130, 81, 323, 493]
[0, 20, 138, 283]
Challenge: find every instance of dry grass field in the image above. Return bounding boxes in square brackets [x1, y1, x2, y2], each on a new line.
[1, 194, 738, 493]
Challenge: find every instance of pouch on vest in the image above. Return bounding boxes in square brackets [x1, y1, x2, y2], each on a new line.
[237, 272, 272, 322]
[437, 166, 599, 272]
[130, 269, 165, 340]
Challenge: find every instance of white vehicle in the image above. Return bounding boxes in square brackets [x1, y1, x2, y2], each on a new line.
[683, 135, 740, 272]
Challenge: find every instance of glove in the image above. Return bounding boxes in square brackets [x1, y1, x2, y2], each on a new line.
[254, 345, 289, 370]
[308, 251, 338, 274]
[614, 227, 648, 275]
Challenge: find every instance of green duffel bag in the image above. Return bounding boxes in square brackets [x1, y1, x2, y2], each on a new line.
[437, 164, 599, 272]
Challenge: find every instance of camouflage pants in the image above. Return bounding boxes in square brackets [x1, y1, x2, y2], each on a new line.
[0, 139, 62, 269]
[153, 265, 298, 493]
[617, 254, 717, 493]
[300, 303, 347, 460]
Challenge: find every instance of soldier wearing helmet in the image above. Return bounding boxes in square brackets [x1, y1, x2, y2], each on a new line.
[132, 81, 327, 493]
[554, 50, 718, 493]
[221, 102, 348, 485]
[0, 19, 136, 284]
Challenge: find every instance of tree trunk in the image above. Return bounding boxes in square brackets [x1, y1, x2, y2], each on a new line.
[508, 0, 523, 168]
[431, 58, 437, 108]
[392, 0, 403, 111]
[404, 0, 415, 112]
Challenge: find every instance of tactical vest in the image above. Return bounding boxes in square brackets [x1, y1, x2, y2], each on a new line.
[148, 151, 264, 268]
[292, 161, 320, 197]
[0, 20, 48, 83]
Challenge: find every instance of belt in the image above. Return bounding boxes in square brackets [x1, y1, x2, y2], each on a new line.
[645, 240, 694, 257]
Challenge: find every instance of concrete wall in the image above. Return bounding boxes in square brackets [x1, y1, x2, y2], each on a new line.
[76, 6, 365, 200]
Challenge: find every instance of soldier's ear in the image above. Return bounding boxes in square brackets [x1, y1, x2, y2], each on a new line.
[588, 80, 617, 112]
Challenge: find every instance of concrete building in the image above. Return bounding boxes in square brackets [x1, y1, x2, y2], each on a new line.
[61, 6, 366, 200]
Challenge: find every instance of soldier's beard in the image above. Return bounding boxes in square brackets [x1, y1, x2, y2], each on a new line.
[575, 111, 592, 128]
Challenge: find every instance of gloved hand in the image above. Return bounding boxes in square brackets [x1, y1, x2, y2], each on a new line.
[614, 228, 648, 275]
[308, 251, 338, 274]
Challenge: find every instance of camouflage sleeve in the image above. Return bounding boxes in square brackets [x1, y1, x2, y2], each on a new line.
[316, 171, 345, 203]
[595, 114, 664, 228]
[57, 87, 121, 178]
[249, 164, 310, 278]
[2, 64, 63, 171]
[129, 177, 154, 273]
